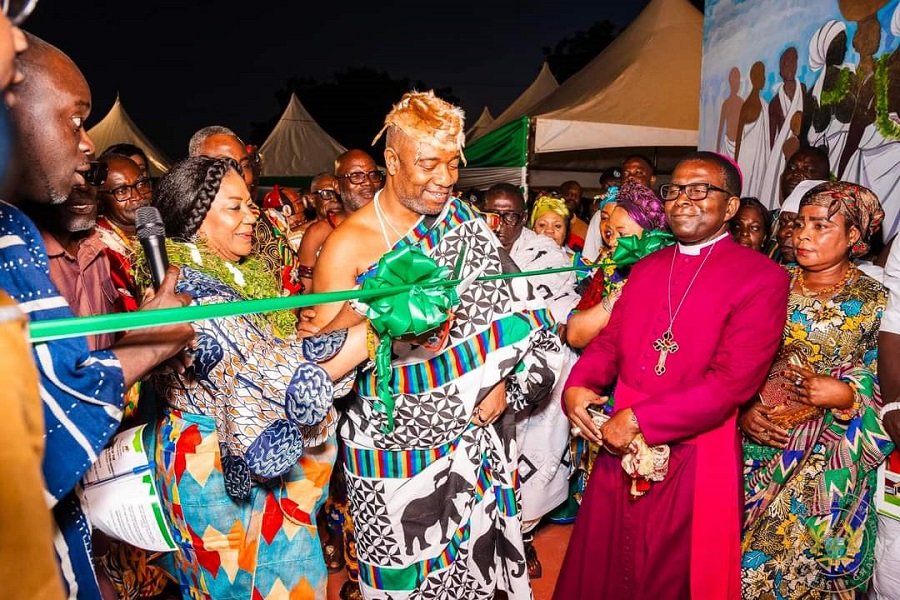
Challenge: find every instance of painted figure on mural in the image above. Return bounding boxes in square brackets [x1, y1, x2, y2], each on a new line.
[807, 20, 854, 171]
[717, 67, 744, 158]
[759, 47, 807, 204]
[735, 61, 770, 198]
[838, 0, 900, 237]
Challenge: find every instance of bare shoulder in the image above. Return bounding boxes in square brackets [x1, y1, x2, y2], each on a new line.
[315, 207, 382, 289]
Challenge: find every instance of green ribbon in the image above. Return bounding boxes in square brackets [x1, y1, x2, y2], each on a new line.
[598, 230, 675, 297]
[360, 246, 459, 432]
[609, 230, 675, 267]
[29, 265, 597, 343]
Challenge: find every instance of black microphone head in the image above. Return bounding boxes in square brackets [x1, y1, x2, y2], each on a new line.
[135, 206, 166, 239]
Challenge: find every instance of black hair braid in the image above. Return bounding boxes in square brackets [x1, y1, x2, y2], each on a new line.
[153, 156, 242, 241]
[182, 158, 237, 238]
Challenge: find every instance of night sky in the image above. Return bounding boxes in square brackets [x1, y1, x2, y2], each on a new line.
[25, 0, 658, 159]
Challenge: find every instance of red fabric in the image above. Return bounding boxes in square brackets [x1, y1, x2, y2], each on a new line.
[560, 237, 789, 599]
[575, 271, 605, 311]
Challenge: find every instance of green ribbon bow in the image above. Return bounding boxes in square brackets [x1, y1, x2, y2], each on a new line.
[362, 245, 459, 432]
[609, 229, 675, 268]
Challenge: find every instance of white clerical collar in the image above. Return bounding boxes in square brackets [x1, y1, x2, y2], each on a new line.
[677, 231, 730, 256]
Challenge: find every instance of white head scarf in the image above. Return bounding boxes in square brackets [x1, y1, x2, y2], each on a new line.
[892, 2, 900, 37]
[781, 179, 828, 214]
[808, 20, 847, 100]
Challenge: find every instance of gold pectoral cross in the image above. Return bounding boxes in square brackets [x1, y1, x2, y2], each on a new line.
[653, 329, 679, 376]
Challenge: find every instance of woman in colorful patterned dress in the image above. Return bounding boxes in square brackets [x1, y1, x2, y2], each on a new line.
[739, 182, 894, 599]
[150, 156, 370, 599]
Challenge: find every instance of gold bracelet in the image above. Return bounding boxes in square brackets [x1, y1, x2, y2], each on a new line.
[831, 381, 862, 421]
[366, 323, 379, 362]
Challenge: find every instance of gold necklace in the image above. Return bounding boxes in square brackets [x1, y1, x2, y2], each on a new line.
[796, 265, 854, 298]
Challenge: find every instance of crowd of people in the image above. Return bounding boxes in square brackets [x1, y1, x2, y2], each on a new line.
[2, 4, 900, 600]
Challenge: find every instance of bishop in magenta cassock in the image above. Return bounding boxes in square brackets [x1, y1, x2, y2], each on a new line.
[554, 153, 789, 600]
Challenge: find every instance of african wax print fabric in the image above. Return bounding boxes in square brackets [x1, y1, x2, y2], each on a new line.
[0, 201, 125, 599]
[742, 269, 895, 599]
[343, 198, 563, 600]
[152, 266, 353, 599]
[155, 410, 337, 600]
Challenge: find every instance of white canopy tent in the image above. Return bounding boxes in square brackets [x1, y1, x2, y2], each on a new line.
[531, 0, 702, 154]
[465, 107, 494, 141]
[457, 62, 559, 190]
[472, 62, 558, 143]
[87, 95, 171, 177]
[259, 93, 347, 178]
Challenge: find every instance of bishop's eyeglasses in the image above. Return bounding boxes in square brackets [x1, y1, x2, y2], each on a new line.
[659, 182, 734, 202]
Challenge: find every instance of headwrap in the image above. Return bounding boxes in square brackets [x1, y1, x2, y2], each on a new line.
[372, 90, 467, 165]
[799, 181, 884, 257]
[529, 194, 569, 228]
[595, 185, 620, 211]
[262, 183, 287, 211]
[615, 182, 667, 231]
[809, 20, 847, 99]
[893, 2, 900, 37]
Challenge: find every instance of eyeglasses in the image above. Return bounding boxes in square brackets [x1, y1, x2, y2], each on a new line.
[338, 170, 385, 185]
[481, 210, 525, 226]
[659, 182, 734, 202]
[314, 189, 338, 200]
[101, 179, 153, 202]
[2, 0, 38, 25]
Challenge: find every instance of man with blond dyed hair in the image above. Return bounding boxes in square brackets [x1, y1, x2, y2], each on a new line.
[312, 91, 562, 599]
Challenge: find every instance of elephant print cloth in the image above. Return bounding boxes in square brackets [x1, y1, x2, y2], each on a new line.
[343, 198, 564, 599]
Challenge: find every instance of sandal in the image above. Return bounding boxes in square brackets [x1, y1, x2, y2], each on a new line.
[524, 536, 542, 580]
[322, 533, 345, 573]
[339, 581, 364, 600]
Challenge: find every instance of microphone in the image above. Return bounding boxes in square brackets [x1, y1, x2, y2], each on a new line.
[135, 206, 169, 290]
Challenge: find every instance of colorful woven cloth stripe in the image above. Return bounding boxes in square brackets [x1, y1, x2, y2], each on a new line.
[357, 309, 553, 397]
[359, 524, 471, 591]
[343, 436, 461, 479]
[495, 486, 518, 517]
[408, 201, 472, 253]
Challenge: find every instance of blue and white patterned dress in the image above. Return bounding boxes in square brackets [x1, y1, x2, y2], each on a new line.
[152, 264, 353, 599]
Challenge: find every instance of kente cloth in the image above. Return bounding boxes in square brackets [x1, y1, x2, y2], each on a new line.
[0, 292, 65, 600]
[737, 107, 771, 202]
[155, 410, 337, 600]
[152, 267, 355, 599]
[0, 202, 126, 600]
[742, 271, 893, 599]
[555, 236, 789, 600]
[343, 198, 563, 600]
[95, 216, 139, 313]
[566, 216, 587, 252]
[262, 208, 304, 294]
